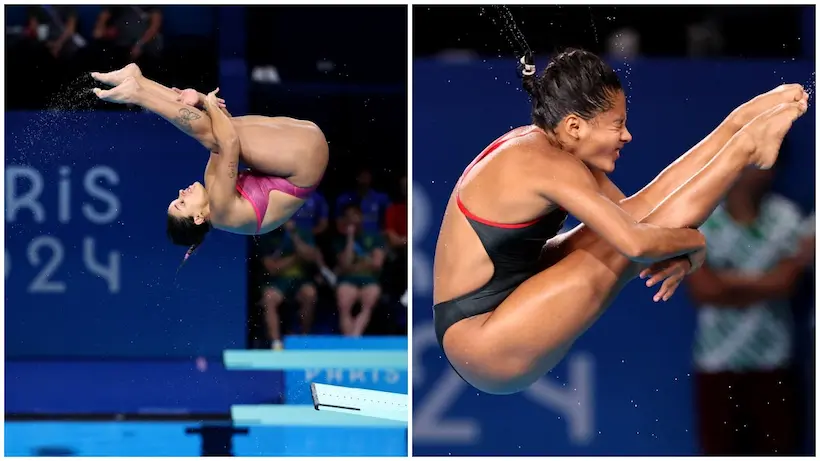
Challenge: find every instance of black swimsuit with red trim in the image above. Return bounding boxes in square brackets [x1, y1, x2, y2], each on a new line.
[433, 197, 568, 347]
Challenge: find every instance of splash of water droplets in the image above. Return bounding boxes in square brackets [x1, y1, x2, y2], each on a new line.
[803, 71, 816, 102]
[13, 73, 107, 164]
[588, 7, 599, 45]
[480, 6, 532, 66]
[614, 33, 635, 104]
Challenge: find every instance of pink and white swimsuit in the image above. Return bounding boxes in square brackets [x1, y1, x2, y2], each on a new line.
[235, 170, 318, 233]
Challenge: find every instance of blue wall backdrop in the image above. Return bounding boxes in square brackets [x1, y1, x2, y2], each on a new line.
[5, 112, 248, 358]
[412, 58, 815, 456]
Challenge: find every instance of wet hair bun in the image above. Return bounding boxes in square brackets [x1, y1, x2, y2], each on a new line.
[518, 51, 538, 98]
[522, 47, 623, 131]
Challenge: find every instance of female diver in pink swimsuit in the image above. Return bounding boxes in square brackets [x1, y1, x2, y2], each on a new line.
[90, 64, 328, 259]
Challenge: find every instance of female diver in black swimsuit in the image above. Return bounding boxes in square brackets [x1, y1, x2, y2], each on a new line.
[432, 48, 809, 395]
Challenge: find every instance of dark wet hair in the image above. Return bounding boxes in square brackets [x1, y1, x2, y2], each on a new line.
[519, 48, 623, 131]
[166, 215, 212, 264]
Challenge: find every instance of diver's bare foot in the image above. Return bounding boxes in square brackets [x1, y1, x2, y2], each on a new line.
[741, 100, 808, 170]
[90, 63, 142, 87]
[92, 76, 141, 104]
[735, 84, 806, 126]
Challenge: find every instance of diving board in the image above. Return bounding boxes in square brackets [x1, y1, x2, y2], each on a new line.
[231, 404, 406, 428]
[311, 383, 408, 423]
[223, 350, 407, 370]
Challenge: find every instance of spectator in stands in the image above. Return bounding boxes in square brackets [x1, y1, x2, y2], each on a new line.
[384, 175, 408, 305]
[292, 190, 330, 236]
[90, 6, 163, 74]
[259, 221, 322, 350]
[25, 6, 83, 61]
[336, 167, 390, 232]
[290, 190, 337, 286]
[6, 6, 82, 105]
[334, 203, 386, 336]
[385, 175, 408, 250]
[687, 161, 815, 455]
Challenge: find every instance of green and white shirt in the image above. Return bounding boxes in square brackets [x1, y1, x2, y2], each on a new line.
[693, 194, 805, 373]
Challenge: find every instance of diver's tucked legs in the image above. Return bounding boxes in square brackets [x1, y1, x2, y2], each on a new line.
[621, 85, 805, 220]
[93, 77, 217, 150]
[639, 101, 804, 230]
[92, 63, 181, 102]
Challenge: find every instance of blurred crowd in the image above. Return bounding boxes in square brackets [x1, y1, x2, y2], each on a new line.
[5, 5, 217, 110]
[249, 168, 408, 349]
[414, 5, 810, 61]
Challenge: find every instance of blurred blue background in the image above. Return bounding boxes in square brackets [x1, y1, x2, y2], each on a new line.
[412, 5, 815, 457]
[5, 5, 407, 457]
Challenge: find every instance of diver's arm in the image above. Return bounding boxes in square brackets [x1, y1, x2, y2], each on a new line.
[204, 90, 242, 215]
[533, 152, 705, 263]
[200, 93, 232, 117]
[590, 169, 655, 220]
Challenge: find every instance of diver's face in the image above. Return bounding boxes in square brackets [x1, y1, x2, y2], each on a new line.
[574, 90, 633, 173]
[167, 182, 208, 224]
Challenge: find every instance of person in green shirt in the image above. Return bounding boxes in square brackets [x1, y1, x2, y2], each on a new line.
[687, 163, 814, 455]
[334, 203, 386, 336]
[259, 221, 322, 349]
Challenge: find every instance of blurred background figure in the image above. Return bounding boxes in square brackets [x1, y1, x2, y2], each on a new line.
[384, 175, 409, 306]
[412, 5, 814, 457]
[26, 6, 83, 61]
[88, 6, 164, 77]
[334, 203, 386, 337]
[5, 5, 407, 457]
[258, 222, 321, 350]
[687, 146, 815, 455]
[293, 190, 330, 237]
[6, 6, 83, 106]
[336, 167, 391, 233]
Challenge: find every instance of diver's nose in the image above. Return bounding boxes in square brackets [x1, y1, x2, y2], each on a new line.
[622, 127, 633, 144]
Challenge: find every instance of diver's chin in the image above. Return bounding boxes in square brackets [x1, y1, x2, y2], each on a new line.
[600, 157, 617, 173]
[604, 150, 621, 173]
